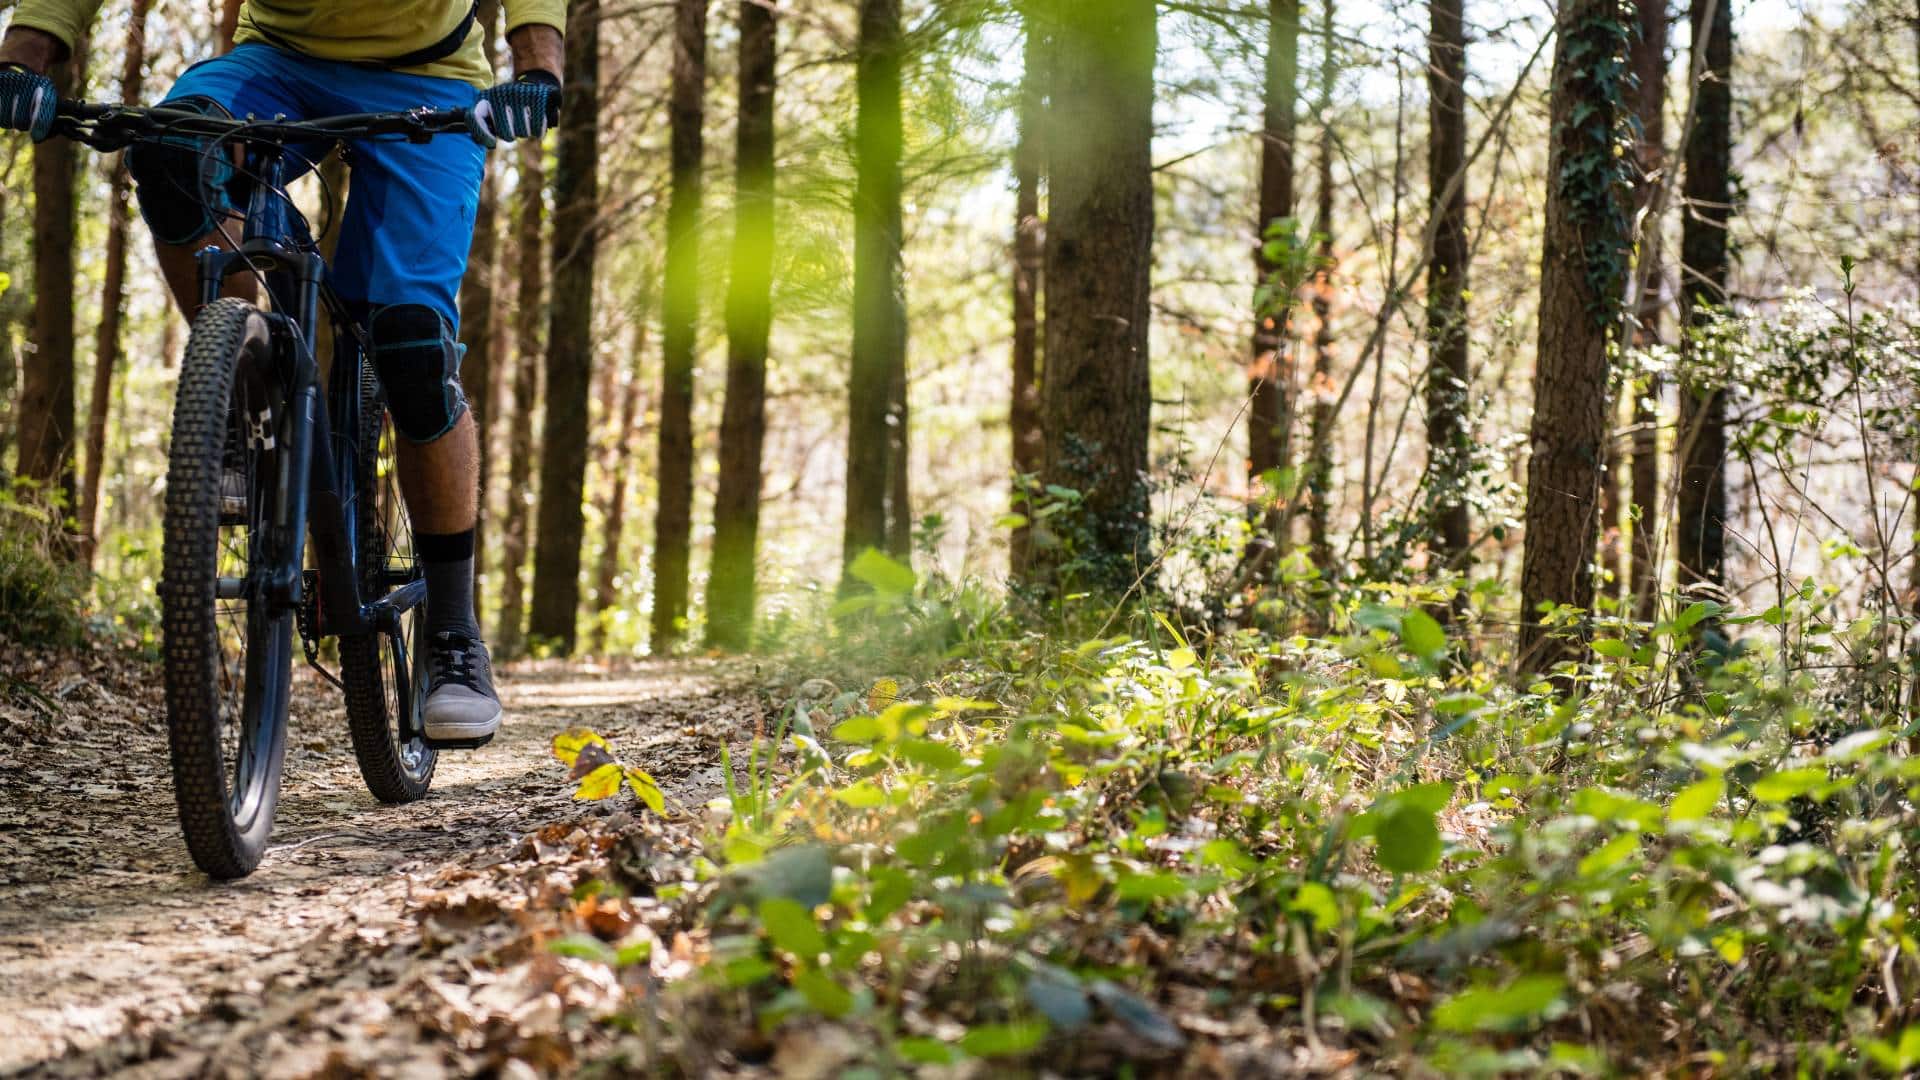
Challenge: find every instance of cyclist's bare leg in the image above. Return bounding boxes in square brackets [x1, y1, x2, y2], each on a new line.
[395, 413, 478, 534]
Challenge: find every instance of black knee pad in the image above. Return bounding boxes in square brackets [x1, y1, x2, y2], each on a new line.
[369, 305, 468, 444]
[128, 96, 242, 246]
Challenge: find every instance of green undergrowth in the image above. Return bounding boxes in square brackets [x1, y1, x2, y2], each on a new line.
[558, 556, 1920, 1076]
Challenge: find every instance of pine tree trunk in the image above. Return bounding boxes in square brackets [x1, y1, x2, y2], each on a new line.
[1675, 0, 1732, 589]
[1306, 5, 1335, 576]
[460, 0, 503, 617]
[591, 300, 649, 653]
[1425, 0, 1470, 579]
[1035, 0, 1155, 593]
[1008, 7, 1045, 580]
[79, 0, 150, 561]
[495, 142, 546, 657]
[529, 0, 602, 653]
[1518, 0, 1633, 673]
[708, 0, 777, 650]
[1248, 0, 1299, 551]
[19, 36, 87, 522]
[844, 0, 910, 577]
[653, 0, 707, 650]
[1627, 0, 1668, 621]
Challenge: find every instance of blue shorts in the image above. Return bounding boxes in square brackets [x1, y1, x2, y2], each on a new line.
[143, 43, 485, 327]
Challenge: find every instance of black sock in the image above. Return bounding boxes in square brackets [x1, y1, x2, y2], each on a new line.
[417, 529, 481, 640]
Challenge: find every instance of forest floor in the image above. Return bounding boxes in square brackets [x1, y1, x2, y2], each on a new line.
[0, 644, 765, 1078]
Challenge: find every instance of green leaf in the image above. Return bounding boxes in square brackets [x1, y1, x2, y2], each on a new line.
[1167, 647, 1197, 670]
[1375, 805, 1442, 874]
[831, 715, 884, 743]
[1401, 609, 1447, 660]
[624, 767, 666, 814]
[895, 1037, 961, 1066]
[736, 844, 834, 906]
[547, 934, 617, 964]
[1431, 975, 1568, 1033]
[1668, 776, 1724, 823]
[1115, 870, 1191, 902]
[1752, 766, 1829, 802]
[898, 737, 965, 771]
[1289, 882, 1340, 932]
[1591, 638, 1630, 658]
[793, 968, 855, 1017]
[573, 762, 623, 801]
[834, 780, 888, 808]
[958, 1020, 1048, 1057]
[758, 896, 828, 959]
[847, 548, 917, 595]
[1577, 832, 1640, 876]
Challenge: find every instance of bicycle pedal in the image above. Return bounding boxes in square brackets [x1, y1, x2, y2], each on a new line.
[422, 733, 496, 751]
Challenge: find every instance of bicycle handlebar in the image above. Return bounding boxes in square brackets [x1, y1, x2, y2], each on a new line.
[50, 99, 481, 152]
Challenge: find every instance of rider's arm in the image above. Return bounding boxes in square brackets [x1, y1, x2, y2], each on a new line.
[502, 0, 565, 82]
[0, 0, 100, 69]
[0, 24, 70, 74]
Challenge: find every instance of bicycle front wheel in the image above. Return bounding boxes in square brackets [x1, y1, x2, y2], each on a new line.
[160, 298, 294, 880]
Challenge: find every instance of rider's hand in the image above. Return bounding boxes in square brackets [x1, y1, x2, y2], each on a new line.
[0, 63, 57, 142]
[472, 71, 560, 147]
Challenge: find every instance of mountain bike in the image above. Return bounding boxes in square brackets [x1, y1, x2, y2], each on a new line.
[48, 98, 486, 879]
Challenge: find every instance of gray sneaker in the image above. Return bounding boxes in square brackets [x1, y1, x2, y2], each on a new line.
[422, 631, 502, 745]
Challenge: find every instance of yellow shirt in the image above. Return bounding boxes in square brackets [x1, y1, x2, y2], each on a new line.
[8, 0, 564, 88]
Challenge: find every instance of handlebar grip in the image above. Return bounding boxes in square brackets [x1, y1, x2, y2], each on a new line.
[0, 69, 58, 141]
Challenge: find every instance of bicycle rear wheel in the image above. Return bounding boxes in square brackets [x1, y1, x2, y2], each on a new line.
[160, 298, 293, 880]
[340, 365, 437, 802]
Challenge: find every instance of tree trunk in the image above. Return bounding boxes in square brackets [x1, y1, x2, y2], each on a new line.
[19, 35, 87, 523]
[652, 0, 707, 650]
[708, 0, 777, 650]
[1035, 0, 1155, 593]
[1248, 0, 1300, 551]
[1627, 0, 1669, 620]
[591, 298, 649, 654]
[1306, 4, 1335, 576]
[1518, 0, 1633, 673]
[1675, 0, 1732, 588]
[79, 0, 151, 561]
[495, 142, 546, 657]
[844, 0, 910, 578]
[529, 0, 602, 653]
[1009, 6, 1046, 579]
[460, 0, 503, 617]
[1425, 0, 1470, 580]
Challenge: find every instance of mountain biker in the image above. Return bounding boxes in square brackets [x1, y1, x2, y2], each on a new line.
[0, 0, 560, 745]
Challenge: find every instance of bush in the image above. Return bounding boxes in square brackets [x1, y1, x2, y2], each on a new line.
[0, 488, 87, 647]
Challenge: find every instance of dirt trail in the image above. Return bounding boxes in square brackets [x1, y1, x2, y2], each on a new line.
[0, 654, 758, 1076]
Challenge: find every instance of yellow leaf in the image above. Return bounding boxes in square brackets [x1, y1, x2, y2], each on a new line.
[868, 677, 901, 712]
[625, 767, 667, 814]
[574, 762, 623, 801]
[553, 727, 611, 768]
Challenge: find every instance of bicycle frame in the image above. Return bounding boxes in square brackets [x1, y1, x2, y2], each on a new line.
[198, 145, 425, 646]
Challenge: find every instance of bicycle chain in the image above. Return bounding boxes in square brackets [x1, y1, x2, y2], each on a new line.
[297, 569, 346, 691]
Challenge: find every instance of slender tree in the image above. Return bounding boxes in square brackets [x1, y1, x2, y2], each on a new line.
[1248, 0, 1300, 553]
[1518, 0, 1634, 672]
[844, 0, 910, 575]
[460, 0, 504, 613]
[1035, 0, 1156, 591]
[530, 0, 603, 652]
[1306, 3, 1335, 575]
[709, 0, 778, 650]
[1625, 0, 1668, 620]
[1425, 0, 1470, 580]
[18, 34, 87, 520]
[1009, 5, 1046, 577]
[653, 0, 707, 649]
[1675, 0, 1732, 588]
[495, 142, 546, 656]
[78, 0, 151, 560]
[591, 292, 649, 654]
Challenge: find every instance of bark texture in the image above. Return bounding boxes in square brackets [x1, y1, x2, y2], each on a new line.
[79, 0, 151, 558]
[1675, 0, 1732, 588]
[1425, 0, 1471, 574]
[530, 0, 602, 652]
[591, 299, 649, 654]
[19, 38, 86, 517]
[460, 0, 503, 615]
[1518, 0, 1633, 672]
[844, 0, 911, 577]
[709, 0, 777, 650]
[1305, 4, 1335, 576]
[652, 0, 707, 650]
[1035, 0, 1156, 592]
[1248, 0, 1299, 547]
